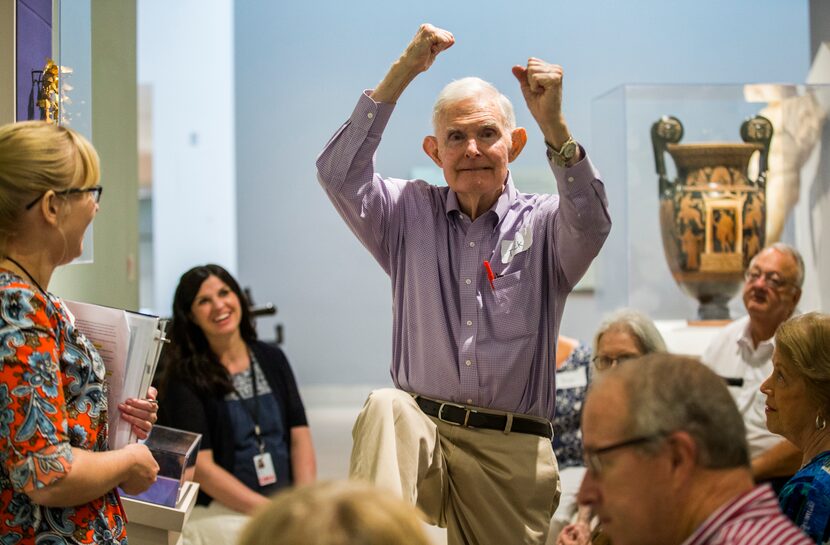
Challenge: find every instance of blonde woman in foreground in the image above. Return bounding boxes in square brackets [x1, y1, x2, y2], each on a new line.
[238, 480, 434, 545]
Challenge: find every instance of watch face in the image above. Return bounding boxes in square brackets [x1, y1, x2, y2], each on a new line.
[562, 141, 577, 159]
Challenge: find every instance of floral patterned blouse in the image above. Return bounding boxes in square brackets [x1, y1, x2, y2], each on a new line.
[0, 270, 126, 545]
[552, 341, 592, 469]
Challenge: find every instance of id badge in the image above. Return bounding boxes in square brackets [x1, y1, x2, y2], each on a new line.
[253, 452, 277, 486]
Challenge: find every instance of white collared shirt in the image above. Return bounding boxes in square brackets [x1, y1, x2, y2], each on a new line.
[701, 315, 783, 458]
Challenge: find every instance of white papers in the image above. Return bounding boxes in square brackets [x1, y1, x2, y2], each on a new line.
[65, 300, 166, 450]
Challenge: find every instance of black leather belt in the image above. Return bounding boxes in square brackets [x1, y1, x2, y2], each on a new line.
[415, 397, 552, 439]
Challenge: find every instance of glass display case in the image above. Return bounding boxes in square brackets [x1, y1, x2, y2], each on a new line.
[12, 0, 95, 262]
[121, 426, 202, 508]
[591, 83, 829, 320]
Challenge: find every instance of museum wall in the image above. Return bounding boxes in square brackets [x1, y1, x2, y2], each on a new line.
[811, 0, 830, 59]
[137, 0, 237, 315]
[0, 3, 14, 125]
[232, 0, 813, 386]
[801, 0, 830, 313]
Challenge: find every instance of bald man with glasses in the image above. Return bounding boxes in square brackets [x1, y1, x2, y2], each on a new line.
[701, 242, 804, 493]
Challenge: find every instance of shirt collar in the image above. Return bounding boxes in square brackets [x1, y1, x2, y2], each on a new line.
[737, 310, 800, 353]
[445, 172, 517, 228]
[736, 324, 776, 357]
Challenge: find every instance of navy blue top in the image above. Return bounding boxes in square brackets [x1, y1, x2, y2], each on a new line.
[227, 355, 291, 494]
[159, 341, 307, 505]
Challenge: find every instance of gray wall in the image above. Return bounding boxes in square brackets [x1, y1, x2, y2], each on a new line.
[137, 0, 236, 317]
[234, 0, 812, 386]
[811, 0, 830, 59]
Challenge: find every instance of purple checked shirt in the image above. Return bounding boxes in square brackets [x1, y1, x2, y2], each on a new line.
[317, 92, 611, 422]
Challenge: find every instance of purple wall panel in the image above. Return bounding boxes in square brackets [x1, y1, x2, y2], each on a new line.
[16, 0, 52, 121]
[23, 0, 51, 22]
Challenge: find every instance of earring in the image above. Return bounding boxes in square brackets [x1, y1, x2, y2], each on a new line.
[817, 413, 827, 431]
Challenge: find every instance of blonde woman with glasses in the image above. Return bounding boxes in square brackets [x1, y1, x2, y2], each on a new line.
[0, 121, 160, 545]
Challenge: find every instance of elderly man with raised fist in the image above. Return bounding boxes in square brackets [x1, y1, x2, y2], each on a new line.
[316, 24, 611, 545]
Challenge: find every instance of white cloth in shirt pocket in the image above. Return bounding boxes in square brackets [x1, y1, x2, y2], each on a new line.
[490, 269, 533, 338]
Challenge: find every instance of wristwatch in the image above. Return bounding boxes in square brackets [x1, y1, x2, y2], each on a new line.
[545, 136, 578, 167]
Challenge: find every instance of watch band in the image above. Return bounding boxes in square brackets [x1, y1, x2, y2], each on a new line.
[545, 135, 578, 167]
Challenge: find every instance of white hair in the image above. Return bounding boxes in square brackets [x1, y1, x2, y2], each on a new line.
[748, 242, 805, 288]
[431, 77, 516, 133]
[592, 308, 668, 357]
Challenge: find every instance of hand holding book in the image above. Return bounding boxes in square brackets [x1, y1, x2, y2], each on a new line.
[119, 386, 159, 440]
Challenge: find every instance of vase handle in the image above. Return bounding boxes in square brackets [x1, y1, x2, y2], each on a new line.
[740, 115, 773, 190]
[651, 116, 684, 198]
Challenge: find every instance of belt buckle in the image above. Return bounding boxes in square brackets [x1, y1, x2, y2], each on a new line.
[438, 402, 469, 426]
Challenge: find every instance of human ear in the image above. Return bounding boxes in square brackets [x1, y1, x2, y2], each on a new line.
[423, 136, 443, 167]
[39, 190, 61, 227]
[667, 431, 698, 480]
[509, 128, 527, 162]
[791, 287, 802, 308]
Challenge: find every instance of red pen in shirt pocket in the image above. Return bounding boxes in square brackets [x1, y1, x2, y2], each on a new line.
[483, 261, 496, 290]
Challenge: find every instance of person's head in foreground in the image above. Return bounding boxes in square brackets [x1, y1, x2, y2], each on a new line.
[238, 480, 433, 545]
[578, 354, 753, 545]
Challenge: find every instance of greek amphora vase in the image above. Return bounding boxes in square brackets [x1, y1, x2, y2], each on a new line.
[651, 115, 772, 320]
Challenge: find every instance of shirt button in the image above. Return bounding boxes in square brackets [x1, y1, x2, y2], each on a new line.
[367, 112, 374, 119]
[465, 278, 471, 285]
[469, 241, 475, 247]
[467, 399, 473, 404]
[567, 176, 574, 183]
[465, 360, 472, 366]
[466, 320, 473, 326]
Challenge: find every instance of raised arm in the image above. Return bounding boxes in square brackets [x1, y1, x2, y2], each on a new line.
[317, 25, 454, 272]
[512, 58, 581, 165]
[513, 58, 609, 288]
[371, 24, 454, 104]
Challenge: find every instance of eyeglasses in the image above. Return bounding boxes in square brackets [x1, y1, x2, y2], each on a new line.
[583, 433, 668, 476]
[25, 185, 103, 210]
[744, 268, 792, 290]
[591, 354, 638, 371]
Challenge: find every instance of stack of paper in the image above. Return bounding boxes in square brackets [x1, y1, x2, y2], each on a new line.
[65, 300, 167, 450]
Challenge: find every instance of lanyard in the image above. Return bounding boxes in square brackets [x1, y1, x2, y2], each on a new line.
[231, 350, 265, 454]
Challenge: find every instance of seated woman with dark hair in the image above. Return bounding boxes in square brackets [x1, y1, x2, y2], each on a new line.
[158, 264, 316, 545]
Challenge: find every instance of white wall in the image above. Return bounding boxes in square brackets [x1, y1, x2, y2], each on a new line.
[137, 0, 236, 316]
[233, 0, 811, 386]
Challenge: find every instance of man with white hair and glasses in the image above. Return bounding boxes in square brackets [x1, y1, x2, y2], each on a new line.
[701, 243, 804, 493]
[578, 353, 811, 545]
[316, 23, 610, 545]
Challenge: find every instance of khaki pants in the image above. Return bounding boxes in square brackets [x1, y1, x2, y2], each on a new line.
[350, 389, 560, 545]
[182, 500, 248, 545]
